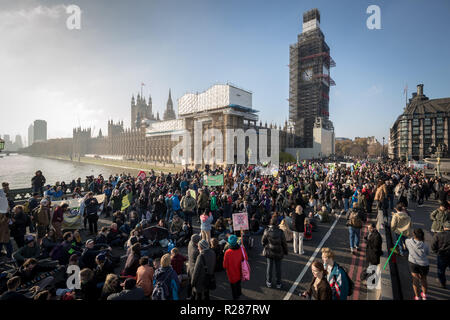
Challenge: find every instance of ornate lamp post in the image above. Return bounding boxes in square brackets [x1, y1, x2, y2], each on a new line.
[0, 138, 5, 153]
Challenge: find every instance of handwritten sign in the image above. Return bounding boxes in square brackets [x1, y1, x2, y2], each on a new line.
[232, 212, 249, 231]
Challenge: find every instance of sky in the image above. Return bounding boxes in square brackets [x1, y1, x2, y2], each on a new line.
[0, 0, 449, 146]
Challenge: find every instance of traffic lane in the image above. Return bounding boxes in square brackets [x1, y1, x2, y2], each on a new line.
[291, 215, 368, 300]
[396, 200, 449, 300]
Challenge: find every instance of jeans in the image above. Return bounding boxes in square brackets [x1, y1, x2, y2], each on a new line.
[344, 198, 349, 211]
[165, 208, 173, 222]
[437, 255, 449, 286]
[388, 194, 394, 210]
[266, 258, 282, 285]
[184, 211, 193, 226]
[395, 233, 406, 255]
[0, 241, 13, 258]
[349, 227, 360, 249]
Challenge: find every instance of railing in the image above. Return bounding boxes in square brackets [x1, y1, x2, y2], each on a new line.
[9, 187, 88, 204]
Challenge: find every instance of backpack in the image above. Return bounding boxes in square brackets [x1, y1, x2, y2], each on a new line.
[151, 271, 171, 300]
[335, 264, 354, 297]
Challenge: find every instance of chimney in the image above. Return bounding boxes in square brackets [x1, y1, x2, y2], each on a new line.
[417, 84, 424, 96]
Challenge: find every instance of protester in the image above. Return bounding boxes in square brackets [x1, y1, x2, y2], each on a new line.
[430, 202, 449, 234]
[347, 209, 363, 255]
[431, 220, 450, 289]
[136, 256, 154, 298]
[405, 228, 430, 300]
[191, 239, 216, 300]
[291, 205, 305, 255]
[391, 203, 412, 256]
[152, 253, 180, 300]
[301, 260, 332, 300]
[223, 235, 248, 300]
[321, 248, 350, 300]
[262, 215, 288, 289]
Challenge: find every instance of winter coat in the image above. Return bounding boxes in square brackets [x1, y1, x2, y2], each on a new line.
[107, 287, 146, 301]
[123, 252, 141, 277]
[366, 230, 383, 265]
[191, 249, 216, 294]
[327, 262, 350, 300]
[136, 265, 154, 296]
[431, 230, 450, 258]
[197, 193, 209, 210]
[11, 211, 28, 237]
[261, 225, 288, 260]
[12, 243, 41, 263]
[171, 195, 181, 212]
[306, 277, 332, 300]
[292, 212, 306, 233]
[223, 245, 247, 284]
[33, 207, 50, 227]
[374, 184, 387, 202]
[187, 237, 200, 277]
[110, 195, 122, 212]
[405, 238, 429, 267]
[0, 214, 10, 243]
[391, 211, 412, 237]
[200, 213, 214, 231]
[430, 208, 449, 233]
[181, 196, 196, 212]
[152, 266, 180, 300]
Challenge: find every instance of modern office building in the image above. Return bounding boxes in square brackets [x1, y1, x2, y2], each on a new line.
[33, 120, 47, 142]
[389, 84, 450, 160]
[289, 8, 335, 148]
[28, 124, 34, 146]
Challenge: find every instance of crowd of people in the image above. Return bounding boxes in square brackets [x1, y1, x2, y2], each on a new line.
[0, 159, 448, 300]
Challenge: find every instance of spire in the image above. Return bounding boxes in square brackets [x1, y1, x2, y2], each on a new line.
[148, 94, 153, 119]
[131, 94, 135, 107]
[98, 129, 103, 138]
[156, 112, 160, 121]
[163, 88, 176, 120]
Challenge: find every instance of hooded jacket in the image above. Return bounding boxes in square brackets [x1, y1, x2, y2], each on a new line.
[405, 238, 429, 266]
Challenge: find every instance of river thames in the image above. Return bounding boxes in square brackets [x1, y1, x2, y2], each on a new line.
[0, 154, 138, 189]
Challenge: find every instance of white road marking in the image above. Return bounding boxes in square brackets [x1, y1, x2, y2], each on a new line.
[283, 213, 342, 300]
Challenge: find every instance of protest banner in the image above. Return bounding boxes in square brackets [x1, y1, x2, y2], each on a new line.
[205, 174, 224, 186]
[232, 212, 249, 231]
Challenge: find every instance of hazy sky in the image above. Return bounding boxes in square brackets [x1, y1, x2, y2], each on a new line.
[1, 0, 449, 145]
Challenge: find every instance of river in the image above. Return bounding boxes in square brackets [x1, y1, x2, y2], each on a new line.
[0, 154, 138, 189]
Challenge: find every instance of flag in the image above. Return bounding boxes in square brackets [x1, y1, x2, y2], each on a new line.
[121, 193, 133, 211]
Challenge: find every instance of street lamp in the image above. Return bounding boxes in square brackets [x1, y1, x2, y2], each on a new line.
[382, 137, 385, 158]
[0, 138, 4, 153]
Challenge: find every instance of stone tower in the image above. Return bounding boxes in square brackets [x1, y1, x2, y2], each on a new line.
[163, 89, 176, 120]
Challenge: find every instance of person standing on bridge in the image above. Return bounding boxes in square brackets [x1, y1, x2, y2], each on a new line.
[291, 205, 305, 255]
[431, 220, 450, 289]
[321, 248, 350, 300]
[301, 260, 332, 300]
[405, 228, 430, 300]
[261, 214, 288, 289]
[223, 234, 247, 299]
[31, 171, 46, 196]
[430, 202, 449, 235]
[391, 203, 412, 256]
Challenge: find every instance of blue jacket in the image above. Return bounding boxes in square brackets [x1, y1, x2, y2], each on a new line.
[326, 262, 349, 300]
[171, 195, 181, 212]
[200, 213, 214, 231]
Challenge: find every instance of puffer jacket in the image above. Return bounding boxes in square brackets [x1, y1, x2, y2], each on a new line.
[430, 208, 449, 233]
[391, 211, 412, 237]
[261, 225, 288, 260]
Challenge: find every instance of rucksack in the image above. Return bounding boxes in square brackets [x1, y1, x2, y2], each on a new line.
[335, 264, 354, 297]
[151, 271, 171, 300]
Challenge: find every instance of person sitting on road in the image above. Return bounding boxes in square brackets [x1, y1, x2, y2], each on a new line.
[13, 235, 42, 266]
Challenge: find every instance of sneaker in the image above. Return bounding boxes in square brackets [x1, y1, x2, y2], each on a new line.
[293, 250, 298, 254]
[414, 296, 421, 300]
[266, 281, 272, 288]
[276, 283, 282, 289]
[421, 292, 427, 300]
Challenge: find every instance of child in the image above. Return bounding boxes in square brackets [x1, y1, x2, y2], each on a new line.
[200, 210, 214, 242]
[304, 218, 313, 240]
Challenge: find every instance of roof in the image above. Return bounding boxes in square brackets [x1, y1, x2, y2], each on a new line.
[403, 97, 450, 115]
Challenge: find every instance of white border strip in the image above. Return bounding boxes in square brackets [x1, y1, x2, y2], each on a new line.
[283, 213, 342, 300]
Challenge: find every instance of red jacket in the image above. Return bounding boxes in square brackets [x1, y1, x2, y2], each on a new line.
[223, 246, 248, 284]
[52, 206, 64, 223]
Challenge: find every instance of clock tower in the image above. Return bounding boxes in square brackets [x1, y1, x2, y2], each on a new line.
[289, 8, 335, 148]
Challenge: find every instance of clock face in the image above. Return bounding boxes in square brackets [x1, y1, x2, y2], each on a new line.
[302, 68, 313, 81]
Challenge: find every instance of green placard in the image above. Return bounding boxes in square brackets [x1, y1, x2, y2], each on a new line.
[205, 174, 224, 186]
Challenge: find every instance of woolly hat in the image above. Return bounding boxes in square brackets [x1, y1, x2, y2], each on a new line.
[198, 239, 210, 250]
[228, 235, 238, 246]
[191, 233, 201, 245]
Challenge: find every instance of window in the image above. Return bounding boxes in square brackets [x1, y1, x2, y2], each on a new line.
[413, 128, 419, 135]
[424, 128, 431, 135]
[413, 119, 419, 126]
[424, 118, 431, 126]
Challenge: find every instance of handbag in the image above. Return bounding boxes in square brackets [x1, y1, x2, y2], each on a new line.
[240, 246, 250, 281]
[201, 254, 216, 290]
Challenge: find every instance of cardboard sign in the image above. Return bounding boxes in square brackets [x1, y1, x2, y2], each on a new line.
[232, 212, 249, 231]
